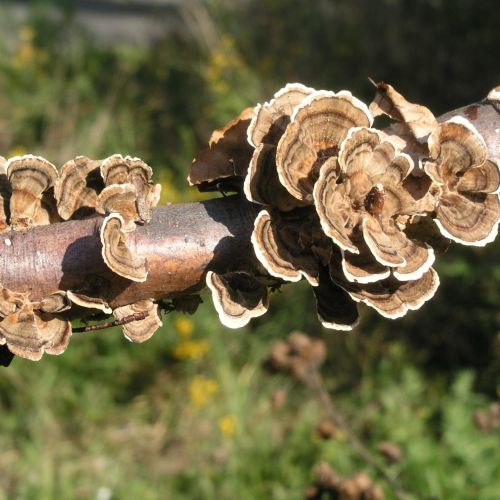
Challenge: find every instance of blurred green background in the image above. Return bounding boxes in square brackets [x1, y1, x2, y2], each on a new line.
[0, 1, 499, 498]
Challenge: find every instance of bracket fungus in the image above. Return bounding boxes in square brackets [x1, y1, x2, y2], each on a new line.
[39, 291, 71, 314]
[66, 290, 112, 315]
[0, 81, 499, 365]
[424, 116, 500, 245]
[0, 294, 71, 361]
[276, 90, 373, 202]
[55, 156, 104, 220]
[96, 183, 140, 232]
[100, 213, 148, 282]
[189, 107, 255, 192]
[0, 156, 10, 232]
[100, 154, 161, 223]
[313, 270, 359, 331]
[206, 271, 269, 328]
[113, 299, 162, 343]
[7, 155, 60, 230]
[244, 84, 315, 211]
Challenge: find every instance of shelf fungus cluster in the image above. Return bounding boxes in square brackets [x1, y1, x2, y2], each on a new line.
[191, 82, 500, 329]
[0, 154, 163, 362]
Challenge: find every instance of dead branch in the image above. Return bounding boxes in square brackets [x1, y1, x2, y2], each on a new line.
[0, 98, 499, 316]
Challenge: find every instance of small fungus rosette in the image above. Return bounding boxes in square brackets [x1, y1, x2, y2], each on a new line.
[314, 127, 436, 283]
[424, 116, 500, 246]
[275, 90, 373, 203]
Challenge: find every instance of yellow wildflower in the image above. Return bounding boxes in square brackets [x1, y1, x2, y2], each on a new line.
[13, 26, 48, 69]
[173, 339, 210, 361]
[173, 317, 194, 338]
[218, 414, 237, 437]
[7, 146, 27, 158]
[189, 376, 218, 408]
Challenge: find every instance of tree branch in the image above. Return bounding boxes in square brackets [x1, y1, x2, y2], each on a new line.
[0, 100, 498, 313]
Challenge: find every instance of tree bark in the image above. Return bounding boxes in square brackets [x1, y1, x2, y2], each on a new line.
[0, 100, 499, 311]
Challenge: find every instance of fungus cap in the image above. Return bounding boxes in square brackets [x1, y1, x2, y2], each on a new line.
[100, 213, 148, 282]
[369, 80, 438, 142]
[7, 155, 59, 229]
[40, 291, 71, 313]
[0, 302, 71, 361]
[0, 157, 10, 232]
[276, 90, 373, 201]
[113, 299, 162, 343]
[96, 183, 139, 232]
[251, 209, 319, 286]
[312, 271, 359, 331]
[66, 290, 112, 315]
[55, 156, 104, 220]
[188, 107, 254, 190]
[247, 83, 315, 148]
[206, 271, 269, 329]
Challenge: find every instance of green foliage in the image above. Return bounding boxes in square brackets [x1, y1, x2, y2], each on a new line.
[0, 1, 499, 498]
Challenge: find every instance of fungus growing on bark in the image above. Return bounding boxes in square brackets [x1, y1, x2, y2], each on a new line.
[276, 90, 373, 201]
[7, 155, 59, 230]
[189, 107, 255, 192]
[312, 270, 359, 330]
[66, 290, 112, 315]
[0, 300, 71, 361]
[330, 252, 440, 319]
[100, 154, 160, 223]
[113, 299, 162, 343]
[39, 291, 71, 313]
[251, 209, 320, 286]
[247, 83, 315, 148]
[314, 127, 435, 281]
[0, 81, 499, 364]
[424, 116, 500, 245]
[55, 156, 104, 220]
[244, 143, 309, 211]
[369, 80, 438, 143]
[340, 236, 391, 284]
[0, 287, 28, 317]
[96, 183, 139, 232]
[206, 271, 269, 328]
[100, 213, 148, 282]
[244, 84, 315, 210]
[487, 85, 500, 112]
[0, 157, 10, 232]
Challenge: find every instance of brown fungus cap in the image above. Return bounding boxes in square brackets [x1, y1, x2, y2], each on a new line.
[66, 290, 112, 315]
[425, 116, 500, 246]
[314, 127, 435, 281]
[188, 108, 254, 191]
[0, 287, 29, 318]
[330, 253, 440, 320]
[100, 213, 148, 282]
[244, 84, 316, 211]
[0, 157, 10, 232]
[251, 209, 319, 286]
[100, 154, 160, 223]
[113, 299, 162, 343]
[369, 80, 438, 143]
[276, 90, 373, 202]
[487, 85, 500, 112]
[206, 271, 269, 328]
[247, 83, 315, 148]
[312, 269, 359, 331]
[55, 156, 104, 220]
[7, 155, 59, 230]
[39, 291, 71, 314]
[96, 183, 139, 232]
[244, 143, 309, 212]
[0, 300, 71, 361]
[341, 236, 391, 284]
